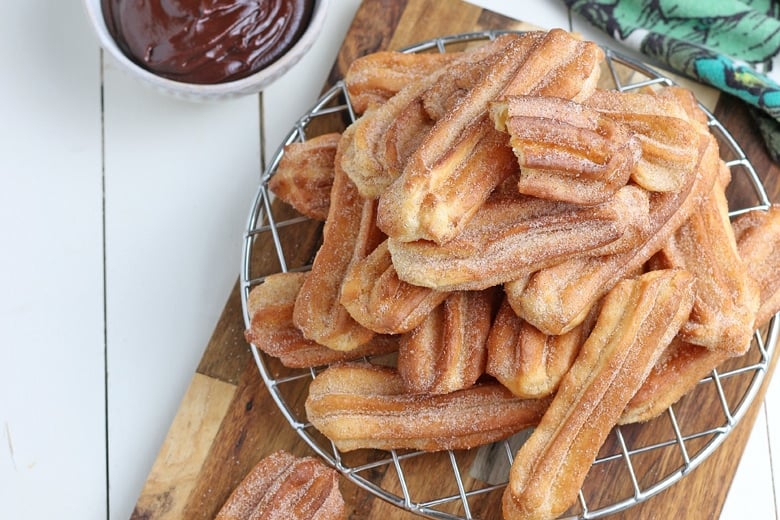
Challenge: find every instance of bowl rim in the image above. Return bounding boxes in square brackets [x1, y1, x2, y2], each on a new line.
[82, 0, 329, 96]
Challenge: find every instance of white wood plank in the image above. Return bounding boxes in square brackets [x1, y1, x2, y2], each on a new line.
[466, 0, 571, 31]
[721, 403, 776, 519]
[766, 336, 780, 519]
[0, 1, 106, 518]
[101, 57, 261, 518]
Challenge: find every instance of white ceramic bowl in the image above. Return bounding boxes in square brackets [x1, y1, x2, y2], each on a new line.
[83, 0, 329, 101]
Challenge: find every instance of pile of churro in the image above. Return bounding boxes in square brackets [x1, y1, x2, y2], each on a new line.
[248, 29, 780, 520]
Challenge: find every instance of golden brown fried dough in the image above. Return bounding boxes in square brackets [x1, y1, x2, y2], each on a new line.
[305, 363, 551, 452]
[503, 269, 696, 520]
[339, 240, 449, 334]
[389, 184, 650, 291]
[648, 179, 759, 355]
[341, 34, 519, 199]
[293, 135, 385, 351]
[733, 204, 780, 327]
[344, 50, 459, 114]
[491, 95, 640, 205]
[216, 450, 344, 520]
[377, 29, 603, 244]
[622, 204, 780, 425]
[268, 133, 341, 221]
[398, 288, 498, 394]
[379, 50, 505, 180]
[245, 273, 398, 368]
[509, 131, 716, 335]
[585, 87, 703, 192]
[486, 296, 592, 399]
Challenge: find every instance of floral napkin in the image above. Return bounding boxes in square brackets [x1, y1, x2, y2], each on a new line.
[565, 0, 780, 161]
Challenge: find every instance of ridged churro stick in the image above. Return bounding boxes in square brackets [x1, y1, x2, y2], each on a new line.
[389, 184, 650, 291]
[293, 130, 385, 351]
[503, 269, 696, 520]
[268, 132, 340, 221]
[398, 288, 499, 394]
[733, 204, 780, 328]
[344, 50, 460, 114]
[339, 240, 449, 334]
[491, 95, 640, 205]
[486, 296, 593, 399]
[215, 450, 344, 520]
[648, 179, 759, 355]
[305, 363, 551, 452]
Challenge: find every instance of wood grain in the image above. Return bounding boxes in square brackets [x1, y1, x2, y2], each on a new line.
[133, 0, 780, 518]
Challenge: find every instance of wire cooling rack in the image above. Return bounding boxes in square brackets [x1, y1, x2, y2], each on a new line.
[240, 31, 778, 519]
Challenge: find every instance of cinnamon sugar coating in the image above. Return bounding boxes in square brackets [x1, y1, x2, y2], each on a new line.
[216, 450, 344, 520]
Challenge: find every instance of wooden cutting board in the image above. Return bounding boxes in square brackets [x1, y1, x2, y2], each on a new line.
[132, 0, 780, 518]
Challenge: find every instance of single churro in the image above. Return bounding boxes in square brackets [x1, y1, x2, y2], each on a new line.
[733, 204, 780, 327]
[503, 269, 695, 520]
[339, 240, 449, 334]
[486, 296, 593, 399]
[293, 136, 385, 351]
[648, 179, 759, 355]
[585, 87, 703, 192]
[491, 95, 640, 205]
[305, 363, 551, 452]
[389, 184, 649, 291]
[344, 50, 459, 114]
[268, 132, 341, 221]
[215, 450, 344, 520]
[398, 288, 499, 394]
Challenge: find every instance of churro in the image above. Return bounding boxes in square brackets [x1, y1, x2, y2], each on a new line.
[398, 288, 498, 394]
[648, 179, 759, 355]
[339, 240, 449, 334]
[389, 184, 650, 291]
[245, 273, 397, 368]
[344, 50, 459, 114]
[293, 137, 384, 351]
[305, 363, 551, 452]
[268, 132, 340, 221]
[585, 87, 703, 192]
[215, 450, 344, 520]
[491, 95, 640, 205]
[503, 269, 695, 520]
[622, 204, 780, 423]
[486, 296, 592, 399]
[733, 204, 780, 328]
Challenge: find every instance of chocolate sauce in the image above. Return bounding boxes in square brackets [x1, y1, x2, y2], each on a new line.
[103, 0, 314, 84]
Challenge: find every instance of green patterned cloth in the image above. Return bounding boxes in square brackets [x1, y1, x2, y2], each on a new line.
[566, 0, 780, 161]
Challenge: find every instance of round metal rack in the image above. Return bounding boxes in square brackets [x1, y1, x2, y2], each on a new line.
[240, 31, 778, 519]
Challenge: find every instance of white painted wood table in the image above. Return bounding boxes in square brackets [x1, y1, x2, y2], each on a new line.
[0, 1, 776, 518]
